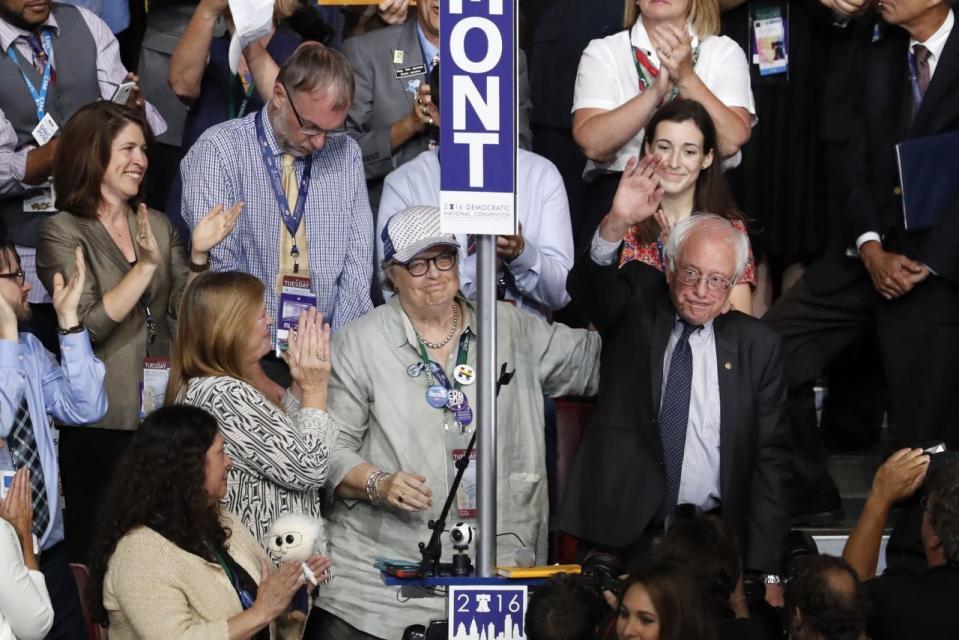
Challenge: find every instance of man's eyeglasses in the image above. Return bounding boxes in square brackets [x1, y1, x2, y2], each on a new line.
[402, 252, 457, 277]
[676, 266, 734, 292]
[0, 270, 25, 286]
[282, 83, 327, 136]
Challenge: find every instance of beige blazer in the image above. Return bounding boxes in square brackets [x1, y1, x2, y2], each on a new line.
[36, 209, 189, 430]
[103, 510, 303, 640]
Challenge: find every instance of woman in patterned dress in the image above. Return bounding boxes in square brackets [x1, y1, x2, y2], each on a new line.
[165, 271, 335, 544]
[617, 99, 756, 314]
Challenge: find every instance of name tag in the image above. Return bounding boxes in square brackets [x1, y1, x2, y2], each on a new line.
[394, 64, 427, 79]
[32, 112, 58, 146]
[276, 274, 316, 356]
[22, 182, 56, 213]
[140, 357, 169, 419]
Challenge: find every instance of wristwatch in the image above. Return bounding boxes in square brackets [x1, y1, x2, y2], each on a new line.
[57, 324, 84, 335]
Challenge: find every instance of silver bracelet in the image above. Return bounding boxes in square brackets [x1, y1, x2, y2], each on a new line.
[366, 470, 390, 506]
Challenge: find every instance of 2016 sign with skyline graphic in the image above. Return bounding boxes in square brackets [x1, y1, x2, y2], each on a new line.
[448, 585, 527, 640]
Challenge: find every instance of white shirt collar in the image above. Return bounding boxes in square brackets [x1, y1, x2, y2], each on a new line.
[909, 8, 954, 64]
[629, 15, 699, 68]
[673, 315, 715, 343]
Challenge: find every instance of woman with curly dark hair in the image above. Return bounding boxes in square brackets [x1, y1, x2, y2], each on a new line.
[87, 405, 331, 639]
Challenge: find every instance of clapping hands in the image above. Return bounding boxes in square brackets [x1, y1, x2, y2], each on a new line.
[191, 202, 243, 259]
[284, 307, 331, 408]
[0, 468, 34, 550]
[649, 24, 695, 87]
[51, 246, 85, 329]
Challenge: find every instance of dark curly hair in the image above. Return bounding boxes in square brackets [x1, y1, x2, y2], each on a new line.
[655, 515, 742, 619]
[87, 405, 230, 625]
[784, 555, 866, 640]
[926, 457, 959, 566]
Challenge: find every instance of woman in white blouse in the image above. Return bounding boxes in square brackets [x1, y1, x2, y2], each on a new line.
[0, 468, 53, 640]
[165, 271, 335, 544]
[573, 0, 754, 175]
[570, 0, 755, 248]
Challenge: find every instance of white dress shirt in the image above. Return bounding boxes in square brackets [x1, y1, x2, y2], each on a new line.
[377, 148, 575, 319]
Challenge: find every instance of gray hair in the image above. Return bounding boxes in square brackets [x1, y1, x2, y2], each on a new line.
[277, 42, 355, 110]
[664, 214, 749, 283]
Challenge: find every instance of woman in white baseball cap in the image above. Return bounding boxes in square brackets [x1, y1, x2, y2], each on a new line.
[312, 204, 602, 639]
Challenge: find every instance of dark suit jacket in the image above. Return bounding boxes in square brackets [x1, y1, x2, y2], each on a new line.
[556, 257, 790, 574]
[805, 11, 959, 321]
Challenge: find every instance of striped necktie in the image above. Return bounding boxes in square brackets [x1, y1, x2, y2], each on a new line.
[910, 44, 931, 122]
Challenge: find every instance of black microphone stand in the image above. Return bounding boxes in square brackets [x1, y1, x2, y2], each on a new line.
[417, 363, 514, 577]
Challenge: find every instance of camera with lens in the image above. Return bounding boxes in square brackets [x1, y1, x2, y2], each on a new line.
[449, 522, 474, 551]
[580, 551, 625, 603]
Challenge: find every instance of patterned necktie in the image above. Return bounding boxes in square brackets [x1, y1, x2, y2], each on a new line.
[657, 320, 698, 522]
[24, 31, 55, 84]
[911, 44, 931, 121]
[7, 397, 50, 538]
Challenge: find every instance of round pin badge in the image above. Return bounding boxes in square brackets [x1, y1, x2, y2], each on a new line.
[407, 363, 422, 378]
[446, 389, 466, 410]
[426, 384, 448, 408]
[455, 404, 474, 426]
[453, 364, 476, 386]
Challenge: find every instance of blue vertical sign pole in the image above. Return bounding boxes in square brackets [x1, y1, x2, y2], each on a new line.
[440, 0, 518, 579]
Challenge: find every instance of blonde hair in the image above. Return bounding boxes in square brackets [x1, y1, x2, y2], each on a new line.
[165, 272, 266, 405]
[623, 0, 720, 38]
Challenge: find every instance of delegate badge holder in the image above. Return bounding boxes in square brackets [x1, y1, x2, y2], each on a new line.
[449, 444, 478, 519]
[276, 274, 316, 356]
[0, 470, 14, 500]
[22, 180, 57, 214]
[140, 357, 169, 419]
[748, 1, 789, 83]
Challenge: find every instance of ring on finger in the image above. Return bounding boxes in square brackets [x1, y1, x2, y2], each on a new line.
[398, 494, 405, 503]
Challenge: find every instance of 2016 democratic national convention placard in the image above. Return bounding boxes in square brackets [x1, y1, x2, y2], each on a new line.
[448, 585, 527, 640]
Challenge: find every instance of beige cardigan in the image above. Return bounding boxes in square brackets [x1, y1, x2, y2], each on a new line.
[103, 510, 303, 640]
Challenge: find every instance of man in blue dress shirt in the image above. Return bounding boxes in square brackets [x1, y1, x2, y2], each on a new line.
[0, 237, 107, 640]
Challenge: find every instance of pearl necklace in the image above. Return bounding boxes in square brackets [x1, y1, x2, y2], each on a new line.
[416, 302, 460, 350]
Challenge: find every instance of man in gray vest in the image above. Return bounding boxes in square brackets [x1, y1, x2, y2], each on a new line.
[0, 0, 165, 353]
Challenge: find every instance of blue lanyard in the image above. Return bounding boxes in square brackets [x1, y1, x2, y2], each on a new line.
[254, 110, 312, 241]
[907, 49, 924, 113]
[6, 30, 53, 121]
